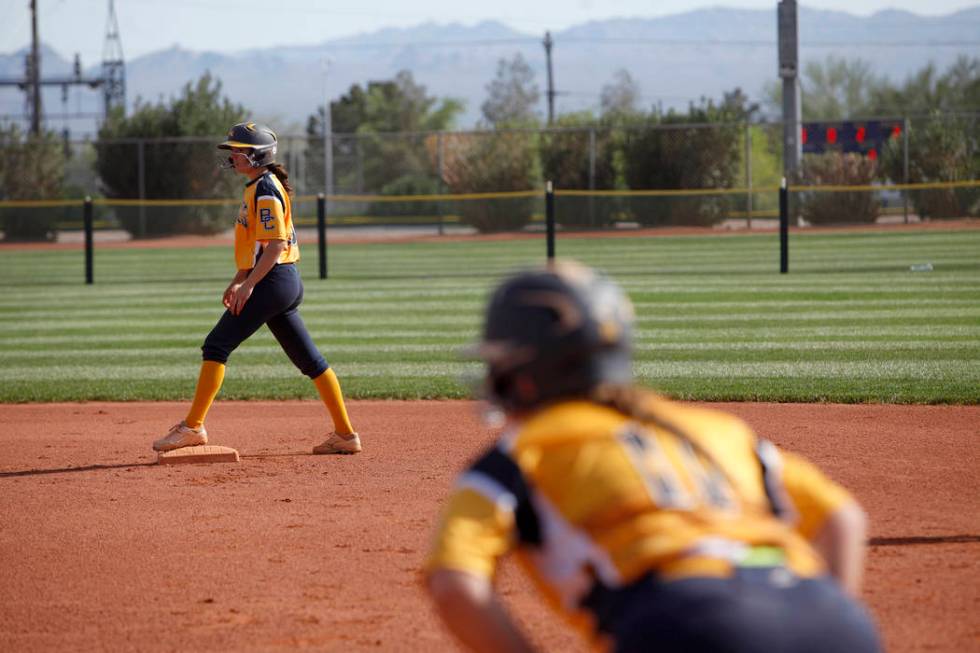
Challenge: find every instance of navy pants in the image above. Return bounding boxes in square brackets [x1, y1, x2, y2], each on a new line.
[605, 569, 882, 653]
[202, 263, 328, 379]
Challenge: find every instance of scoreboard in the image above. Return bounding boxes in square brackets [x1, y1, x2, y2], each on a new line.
[801, 120, 903, 159]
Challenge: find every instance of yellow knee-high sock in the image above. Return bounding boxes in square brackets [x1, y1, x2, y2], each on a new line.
[184, 360, 226, 429]
[312, 368, 355, 435]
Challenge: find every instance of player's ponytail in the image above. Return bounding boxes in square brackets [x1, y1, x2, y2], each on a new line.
[266, 162, 294, 195]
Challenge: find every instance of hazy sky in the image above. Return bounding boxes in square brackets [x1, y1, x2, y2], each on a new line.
[3, 0, 978, 62]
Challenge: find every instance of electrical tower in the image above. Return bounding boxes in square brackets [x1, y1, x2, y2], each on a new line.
[102, 0, 125, 116]
[0, 0, 125, 135]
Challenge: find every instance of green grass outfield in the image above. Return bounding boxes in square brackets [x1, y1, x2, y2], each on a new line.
[0, 228, 978, 404]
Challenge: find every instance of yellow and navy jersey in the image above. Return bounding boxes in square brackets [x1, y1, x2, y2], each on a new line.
[234, 171, 299, 270]
[426, 393, 854, 640]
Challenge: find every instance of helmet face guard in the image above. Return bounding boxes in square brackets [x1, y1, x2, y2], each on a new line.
[217, 121, 278, 169]
[476, 261, 635, 413]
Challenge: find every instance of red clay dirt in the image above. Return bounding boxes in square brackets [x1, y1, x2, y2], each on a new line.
[0, 400, 977, 652]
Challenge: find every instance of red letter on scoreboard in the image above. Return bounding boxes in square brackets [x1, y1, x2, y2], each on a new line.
[826, 127, 838, 144]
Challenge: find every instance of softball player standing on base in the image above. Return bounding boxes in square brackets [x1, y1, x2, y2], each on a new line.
[152, 122, 361, 455]
[425, 261, 881, 653]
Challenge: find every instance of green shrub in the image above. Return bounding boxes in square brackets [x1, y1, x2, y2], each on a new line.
[95, 73, 247, 238]
[620, 115, 742, 227]
[0, 125, 66, 241]
[441, 132, 538, 233]
[798, 153, 879, 225]
[881, 112, 978, 219]
[538, 115, 618, 228]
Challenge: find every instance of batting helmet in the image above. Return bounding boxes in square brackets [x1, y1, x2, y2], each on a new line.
[476, 261, 635, 412]
[217, 121, 277, 168]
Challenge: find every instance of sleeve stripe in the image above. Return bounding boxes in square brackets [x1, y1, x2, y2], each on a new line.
[256, 175, 287, 211]
[470, 446, 542, 546]
[457, 471, 518, 512]
[756, 439, 793, 520]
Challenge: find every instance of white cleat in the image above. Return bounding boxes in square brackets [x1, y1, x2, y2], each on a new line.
[312, 431, 362, 455]
[153, 422, 208, 452]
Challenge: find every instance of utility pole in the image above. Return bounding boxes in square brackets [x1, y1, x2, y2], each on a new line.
[29, 0, 42, 135]
[777, 0, 801, 178]
[1, 0, 124, 133]
[543, 31, 555, 125]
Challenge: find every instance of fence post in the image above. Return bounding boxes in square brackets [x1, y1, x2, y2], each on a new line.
[437, 132, 445, 236]
[745, 123, 753, 229]
[546, 181, 556, 261]
[317, 193, 328, 279]
[588, 128, 596, 228]
[137, 139, 146, 238]
[779, 177, 788, 274]
[902, 116, 910, 224]
[83, 196, 94, 284]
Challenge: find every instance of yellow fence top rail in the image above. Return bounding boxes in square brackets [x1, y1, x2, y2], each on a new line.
[0, 180, 977, 208]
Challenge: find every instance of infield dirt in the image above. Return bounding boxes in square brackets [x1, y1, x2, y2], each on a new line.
[0, 400, 977, 652]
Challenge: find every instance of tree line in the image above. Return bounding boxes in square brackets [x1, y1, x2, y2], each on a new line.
[0, 55, 976, 239]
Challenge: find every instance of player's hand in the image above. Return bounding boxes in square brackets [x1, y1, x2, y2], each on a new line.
[222, 284, 237, 309]
[228, 282, 254, 316]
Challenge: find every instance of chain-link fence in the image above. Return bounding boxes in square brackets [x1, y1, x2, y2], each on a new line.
[0, 113, 977, 242]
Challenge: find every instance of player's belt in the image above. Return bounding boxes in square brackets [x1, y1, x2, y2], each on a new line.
[581, 544, 791, 636]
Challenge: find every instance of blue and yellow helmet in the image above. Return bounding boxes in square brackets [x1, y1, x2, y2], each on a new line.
[217, 121, 277, 167]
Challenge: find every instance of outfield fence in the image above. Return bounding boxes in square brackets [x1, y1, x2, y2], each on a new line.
[1, 177, 978, 285]
[1, 112, 977, 241]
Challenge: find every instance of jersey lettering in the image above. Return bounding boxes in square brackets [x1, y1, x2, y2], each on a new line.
[618, 424, 735, 513]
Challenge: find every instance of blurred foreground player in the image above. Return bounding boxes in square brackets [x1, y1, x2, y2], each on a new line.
[425, 261, 881, 653]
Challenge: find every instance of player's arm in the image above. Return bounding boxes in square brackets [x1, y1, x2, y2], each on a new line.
[425, 446, 538, 652]
[768, 445, 869, 595]
[811, 498, 868, 596]
[227, 184, 288, 315]
[227, 240, 286, 315]
[428, 569, 536, 653]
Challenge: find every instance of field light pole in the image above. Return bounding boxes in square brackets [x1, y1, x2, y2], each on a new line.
[322, 58, 334, 214]
[778, 0, 801, 179]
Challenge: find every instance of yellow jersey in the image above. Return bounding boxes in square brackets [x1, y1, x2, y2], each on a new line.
[234, 171, 299, 270]
[426, 393, 853, 638]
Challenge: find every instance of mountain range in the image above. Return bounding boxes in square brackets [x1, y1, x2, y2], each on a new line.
[1, 6, 978, 136]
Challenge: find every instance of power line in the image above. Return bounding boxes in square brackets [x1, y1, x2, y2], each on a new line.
[305, 36, 980, 52]
[558, 37, 980, 48]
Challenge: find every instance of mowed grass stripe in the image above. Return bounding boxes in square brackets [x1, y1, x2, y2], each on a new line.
[2, 359, 977, 382]
[6, 297, 980, 320]
[3, 345, 977, 368]
[7, 325, 980, 352]
[3, 230, 977, 286]
[2, 272, 978, 301]
[4, 324, 979, 346]
[9, 312, 977, 333]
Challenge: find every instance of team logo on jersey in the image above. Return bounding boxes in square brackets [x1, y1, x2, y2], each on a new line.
[260, 207, 275, 230]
